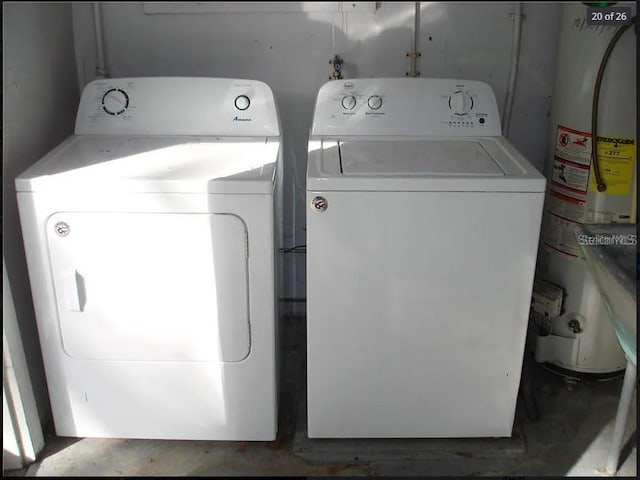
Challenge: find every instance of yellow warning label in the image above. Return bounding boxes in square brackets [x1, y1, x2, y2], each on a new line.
[588, 135, 636, 195]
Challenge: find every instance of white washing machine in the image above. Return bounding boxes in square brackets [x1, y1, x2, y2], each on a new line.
[16, 77, 282, 440]
[306, 78, 546, 438]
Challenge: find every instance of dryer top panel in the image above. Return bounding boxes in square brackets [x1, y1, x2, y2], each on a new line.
[75, 77, 280, 137]
[311, 78, 501, 137]
[16, 136, 279, 194]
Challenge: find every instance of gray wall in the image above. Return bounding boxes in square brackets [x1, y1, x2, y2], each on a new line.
[3, 2, 80, 424]
[72, 2, 562, 301]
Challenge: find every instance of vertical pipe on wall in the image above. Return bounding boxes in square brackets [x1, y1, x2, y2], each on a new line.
[502, 3, 523, 139]
[407, 3, 421, 77]
[93, 3, 108, 78]
[413, 2, 420, 74]
[407, 2, 420, 77]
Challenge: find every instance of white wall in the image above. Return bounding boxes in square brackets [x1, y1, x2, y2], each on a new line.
[3, 2, 80, 425]
[72, 2, 561, 301]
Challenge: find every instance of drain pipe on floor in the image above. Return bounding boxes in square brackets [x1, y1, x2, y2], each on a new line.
[93, 2, 109, 78]
[502, 2, 523, 139]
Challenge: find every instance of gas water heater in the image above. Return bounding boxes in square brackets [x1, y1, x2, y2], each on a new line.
[534, 3, 636, 374]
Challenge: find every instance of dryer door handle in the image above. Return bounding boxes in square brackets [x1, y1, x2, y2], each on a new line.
[62, 270, 86, 312]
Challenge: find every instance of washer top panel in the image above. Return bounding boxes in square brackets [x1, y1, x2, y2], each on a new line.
[307, 137, 546, 192]
[340, 140, 504, 176]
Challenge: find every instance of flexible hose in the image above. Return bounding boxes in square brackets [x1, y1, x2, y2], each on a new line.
[591, 15, 636, 192]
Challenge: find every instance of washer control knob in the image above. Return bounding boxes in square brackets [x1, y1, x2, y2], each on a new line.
[341, 95, 357, 110]
[234, 95, 251, 111]
[368, 95, 383, 110]
[448, 92, 473, 115]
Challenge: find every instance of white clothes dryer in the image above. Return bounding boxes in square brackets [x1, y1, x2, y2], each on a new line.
[16, 77, 282, 440]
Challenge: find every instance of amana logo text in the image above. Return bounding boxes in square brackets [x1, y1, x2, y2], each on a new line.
[233, 116, 252, 122]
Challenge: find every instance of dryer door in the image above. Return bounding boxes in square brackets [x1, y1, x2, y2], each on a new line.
[46, 212, 250, 363]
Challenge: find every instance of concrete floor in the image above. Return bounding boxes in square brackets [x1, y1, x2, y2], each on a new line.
[5, 316, 637, 477]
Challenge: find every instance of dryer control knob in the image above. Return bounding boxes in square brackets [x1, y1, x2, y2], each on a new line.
[341, 95, 357, 110]
[448, 92, 473, 115]
[368, 95, 383, 110]
[234, 95, 251, 111]
[101, 88, 129, 116]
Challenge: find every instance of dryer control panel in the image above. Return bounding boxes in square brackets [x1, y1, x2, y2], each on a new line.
[75, 77, 280, 137]
[311, 78, 501, 137]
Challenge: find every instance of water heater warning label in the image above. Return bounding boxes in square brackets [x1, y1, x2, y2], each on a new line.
[551, 126, 592, 201]
[548, 189, 585, 223]
[555, 126, 591, 167]
[551, 157, 590, 193]
[542, 212, 580, 258]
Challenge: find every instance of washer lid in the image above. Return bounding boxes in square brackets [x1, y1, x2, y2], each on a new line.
[340, 140, 504, 176]
[307, 137, 546, 192]
[16, 135, 279, 194]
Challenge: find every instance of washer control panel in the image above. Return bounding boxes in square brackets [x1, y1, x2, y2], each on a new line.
[311, 78, 501, 137]
[75, 77, 280, 136]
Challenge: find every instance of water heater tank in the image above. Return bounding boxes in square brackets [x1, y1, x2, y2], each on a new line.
[535, 2, 636, 374]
